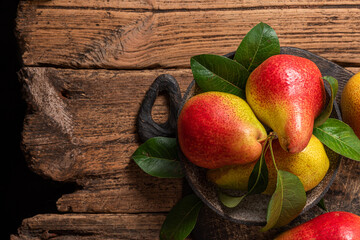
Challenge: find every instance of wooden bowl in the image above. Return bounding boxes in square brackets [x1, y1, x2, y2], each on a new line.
[178, 47, 353, 225]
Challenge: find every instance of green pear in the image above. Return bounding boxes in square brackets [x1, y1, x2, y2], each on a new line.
[177, 91, 267, 169]
[246, 54, 326, 153]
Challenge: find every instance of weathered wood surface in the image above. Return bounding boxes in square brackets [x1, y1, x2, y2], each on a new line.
[11, 213, 167, 240]
[16, 0, 360, 9]
[19, 68, 194, 215]
[17, 1, 360, 69]
[14, 0, 360, 239]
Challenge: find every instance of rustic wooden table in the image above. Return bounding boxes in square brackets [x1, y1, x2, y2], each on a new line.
[13, 1, 360, 239]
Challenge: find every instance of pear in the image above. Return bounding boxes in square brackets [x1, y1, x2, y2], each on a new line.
[207, 135, 329, 194]
[341, 72, 360, 139]
[246, 54, 325, 153]
[177, 91, 267, 169]
[275, 211, 360, 239]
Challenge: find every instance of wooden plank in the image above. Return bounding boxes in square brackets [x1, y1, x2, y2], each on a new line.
[346, 67, 360, 74]
[20, 67, 192, 180]
[11, 213, 166, 240]
[17, 4, 360, 68]
[19, 0, 360, 10]
[19, 67, 193, 214]
[56, 174, 184, 213]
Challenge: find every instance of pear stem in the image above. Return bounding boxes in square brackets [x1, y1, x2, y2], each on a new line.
[260, 132, 276, 158]
[262, 140, 270, 158]
[269, 138, 279, 172]
[257, 132, 274, 170]
[258, 137, 269, 144]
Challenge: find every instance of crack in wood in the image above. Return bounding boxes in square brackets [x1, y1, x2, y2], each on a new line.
[20, 67, 74, 137]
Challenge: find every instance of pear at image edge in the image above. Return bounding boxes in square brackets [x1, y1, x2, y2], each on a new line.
[275, 211, 360, 239]
[341, 72, 360, 139]
[177, 91, 267, 169]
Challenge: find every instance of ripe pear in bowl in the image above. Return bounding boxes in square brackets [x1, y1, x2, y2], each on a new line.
[177, 91, 267, 169]
[246, 54, 326, 153]
[178, 47, 343, 225]
[341, 72, 360, 139]
[207, 135, 330, 195]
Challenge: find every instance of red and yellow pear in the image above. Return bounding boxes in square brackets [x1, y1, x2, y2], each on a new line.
[246, 54, 326, 153]
[177, 91, 267, 169]
[275, 211, 360, 240]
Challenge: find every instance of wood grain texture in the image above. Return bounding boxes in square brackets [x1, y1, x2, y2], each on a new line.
[11, 213, 166, 240]
[19, 67, 194, 216]
[17, 2, 360, 69]
[56, 174, 184, 213]
[20, 67, 192, 180]
[347, 67, 360, 74]
[18, 0, 360, 10]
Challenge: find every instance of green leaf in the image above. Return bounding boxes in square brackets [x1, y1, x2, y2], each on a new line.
[313, 118, 360, 161]
[234, 22, 280, 72]
[261, 170, 306, 231]
[190, 54, 249, 98]
[314, 76, 338, 128]
[132, 137, 184, 178]
[218, 191, 246, 208]
[160, 194, 203, 240]
[316, 198, 328, 212]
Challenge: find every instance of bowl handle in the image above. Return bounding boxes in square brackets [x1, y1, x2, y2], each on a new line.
[137, 74, 182, 142]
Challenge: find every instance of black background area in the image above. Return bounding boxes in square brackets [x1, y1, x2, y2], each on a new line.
[1, 1, 76, 238]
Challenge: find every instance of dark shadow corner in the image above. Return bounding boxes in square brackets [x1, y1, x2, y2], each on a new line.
[1, 1, 77, 238]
